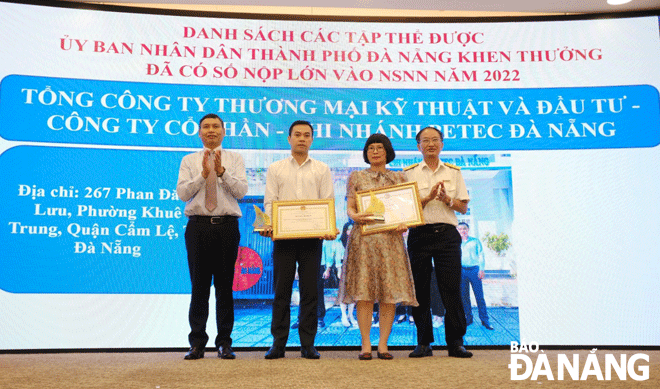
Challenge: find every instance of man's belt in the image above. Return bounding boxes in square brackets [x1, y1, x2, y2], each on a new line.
[188, 215, 238, 224]
[411, 222, 455, 230]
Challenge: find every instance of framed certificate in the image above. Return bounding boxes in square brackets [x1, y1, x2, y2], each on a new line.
[356, 182, 424, 235]
[272, 198, 337, 240]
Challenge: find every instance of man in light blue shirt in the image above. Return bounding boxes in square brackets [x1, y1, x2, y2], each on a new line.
[458, 222, 494, 330]
[177, 113, 248, 360]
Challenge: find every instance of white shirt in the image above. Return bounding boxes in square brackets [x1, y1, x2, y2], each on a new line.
[264, 155, 334, 218]
[405, 160, 469, 226]
[176, 147, 248, 217]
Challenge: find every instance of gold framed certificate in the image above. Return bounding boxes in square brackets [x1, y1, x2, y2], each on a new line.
[272, 198, 337, 240]
[356, 182, 424, 235]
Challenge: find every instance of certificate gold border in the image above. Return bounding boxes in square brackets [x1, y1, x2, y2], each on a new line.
[272, 198, 337, 240]
[356, 181, 424, 235]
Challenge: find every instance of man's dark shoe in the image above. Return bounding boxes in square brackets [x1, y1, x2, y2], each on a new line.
[448, 345, 473, 358]
[408, 344, 433, 358]
[300, 346, 320, 359]
[482, 322, 494, 330]
[264, 347, 285, 359]
[183, 346, 205, 360]
[291, 321, 300, 329]
[218, 345, 236, 359]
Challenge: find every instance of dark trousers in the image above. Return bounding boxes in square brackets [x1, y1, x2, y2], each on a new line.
[407, 223, 466, 348]
[271, 238, 323, 348]
[461, 265, 490, 325]
[317, 264, 327, 320]
[430, 268, 446, 316]
[185, 217, 240, 349]
[294, 264, 327, 323]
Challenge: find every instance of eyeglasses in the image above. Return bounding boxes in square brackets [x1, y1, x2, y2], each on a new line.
[419, 138, 442, 145]
[367, 145, 385, 152]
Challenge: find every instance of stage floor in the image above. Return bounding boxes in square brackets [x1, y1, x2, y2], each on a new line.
[231, 303, 519, 347]
[3, 348, 656, 389]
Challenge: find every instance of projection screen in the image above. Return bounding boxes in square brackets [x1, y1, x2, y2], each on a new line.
[1, 0, 659, 349]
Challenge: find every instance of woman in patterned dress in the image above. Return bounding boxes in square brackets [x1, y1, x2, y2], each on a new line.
[339, 133, 418, 360]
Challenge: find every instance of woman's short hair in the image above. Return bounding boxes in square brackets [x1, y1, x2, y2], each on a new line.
[363, 133, 396, 164]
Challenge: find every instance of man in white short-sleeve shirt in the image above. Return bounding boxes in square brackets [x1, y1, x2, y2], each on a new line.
[404, 126, 473, 359]
[260, 120, 337, 360]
